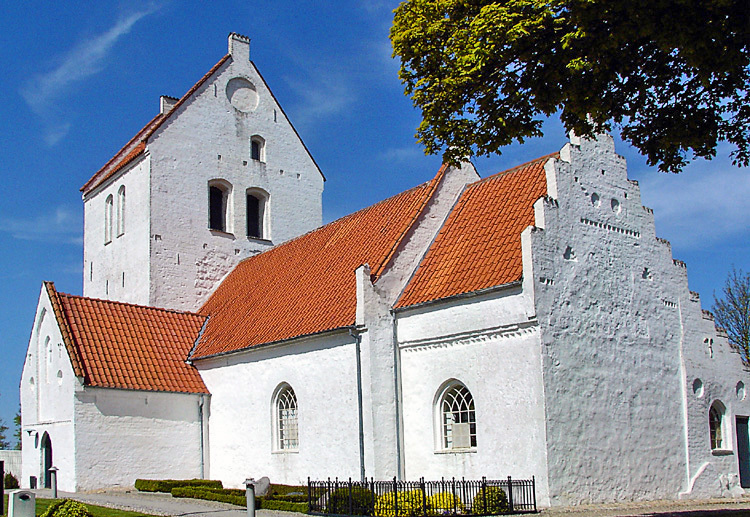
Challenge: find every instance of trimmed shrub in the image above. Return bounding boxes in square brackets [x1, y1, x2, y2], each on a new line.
[265, 484, 308, 497]
[135, 479, 223, 493]
[39, 500, 92, 517]
[4, 472, 20, 489]
[471, 486, 508, 515]
[171, 487, 246, 506]
[261, 500, 308, 513]
[326, 486, 376, 515]
[426, 492, 464, 515]
[264, 493, 308, 503]
[374, 490, 425, 517]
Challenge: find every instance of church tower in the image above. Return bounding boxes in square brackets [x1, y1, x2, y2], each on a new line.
[81, 33, 324, 311]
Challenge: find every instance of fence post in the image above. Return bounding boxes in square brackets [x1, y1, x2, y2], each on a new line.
[507, 476, 513, 514]
[420, 478, 426, 517]
[452, 477, 457, 515]
[532, 476, 536, 513]
[1, 460, 4, 517]
[348, 478, 353, 516]
[307, 477, 312, 513]
[482, 477, 487, 515]
[393, 477, 398, 517]
[244, 478, 256, 517]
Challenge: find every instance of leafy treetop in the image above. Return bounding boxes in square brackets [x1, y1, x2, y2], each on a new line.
[390, 0, 750, 172]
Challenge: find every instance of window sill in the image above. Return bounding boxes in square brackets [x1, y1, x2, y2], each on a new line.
[247, 236, 273, 244]
[434, 448, 477, 455]
[712, 448, 734, 456]
[272, 449, 299, 455]
[209, 229, 235, 239]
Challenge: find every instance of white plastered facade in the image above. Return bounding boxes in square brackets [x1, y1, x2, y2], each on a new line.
[20, 285, 207, 491]
[22, 33, 750, 505]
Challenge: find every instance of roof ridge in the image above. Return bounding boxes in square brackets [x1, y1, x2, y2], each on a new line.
[81, 54, 232, 194]
[56, 290, 205, 318]
[473, 152, 558, 185]
[371, 163, 449, 280]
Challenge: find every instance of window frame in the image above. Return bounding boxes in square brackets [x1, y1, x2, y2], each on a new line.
[273, 383, 299, 452]
[116, 185, 126, 237]
[104, 194, 114, 244]
[251, 135, 265, 162]
[435, 380, 477, 452]
[208, 180, 232, 233]
[710, 400, 730, 452]
[246, 188, 269, 240]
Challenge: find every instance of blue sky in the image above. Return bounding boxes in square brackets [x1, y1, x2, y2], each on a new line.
[1, 1, 748, 435]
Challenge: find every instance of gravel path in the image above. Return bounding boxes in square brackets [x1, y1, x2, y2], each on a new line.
[25, 489, 750, 517]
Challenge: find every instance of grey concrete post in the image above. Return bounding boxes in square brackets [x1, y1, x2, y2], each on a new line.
[245, 478, 256, 517]
[1, 460, 5, 515]
[49, 467, 59, 499]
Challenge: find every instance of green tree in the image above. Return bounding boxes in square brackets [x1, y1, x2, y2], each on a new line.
[713, 267, 750, 361]
[0, 417, 9, 449]
[390, 0, 750, 172]
[14, 407, 21, 450]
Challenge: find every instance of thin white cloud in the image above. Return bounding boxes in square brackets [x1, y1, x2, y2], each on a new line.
[637, 162, 750, 250]
[20, 6, 159, 144]
[382, 145, 424, 163]
[0, 206, 82, 245]
[285, 69, 356, 128]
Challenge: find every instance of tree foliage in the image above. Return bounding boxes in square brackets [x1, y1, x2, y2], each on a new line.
[713, 267, 750, 361]
[0, 417, 9, 450]
[390, 0, 750, 172]
[14, 407, 21, 450]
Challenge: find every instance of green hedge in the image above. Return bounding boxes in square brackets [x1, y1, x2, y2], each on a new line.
[39, 500, 92, 517]
[135, 479, 223, 493]
[170, 486, 308, 514]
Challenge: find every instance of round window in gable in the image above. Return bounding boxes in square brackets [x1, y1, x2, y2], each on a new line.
[591, 193, 600, 207]
[226, 77, 259, 112]
[693, 378, 704, 398]
[611, 198, 621, 213]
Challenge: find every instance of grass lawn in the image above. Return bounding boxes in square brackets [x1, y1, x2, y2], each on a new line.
[2, 495, 157, 517]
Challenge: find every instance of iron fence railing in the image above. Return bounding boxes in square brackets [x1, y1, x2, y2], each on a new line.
[308, 476, 536, 516]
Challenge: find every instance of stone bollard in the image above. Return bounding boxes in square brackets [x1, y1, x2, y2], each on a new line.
[245, 478, 256, 517]
[49, 467, 59, 499]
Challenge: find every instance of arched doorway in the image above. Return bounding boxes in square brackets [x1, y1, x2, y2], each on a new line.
[40, 432, 53, 488]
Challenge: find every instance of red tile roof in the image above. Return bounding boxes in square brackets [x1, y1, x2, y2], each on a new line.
[81, 55, 231, 195]
[395, 154, 555, 308]
[192, 166, 448, 359]
[45, 282, 208, 394]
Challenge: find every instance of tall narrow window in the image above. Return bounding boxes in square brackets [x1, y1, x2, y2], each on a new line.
[104, 194, 113, 243]
[208, 181, 231, 232]
[710, 401, 726, 450]
[439, 382, 476, 449]
[251, 136, 265, 162]
[116, 185, 126, 236]
[246, 190, 267, 239]
[275, 384, 298, 451]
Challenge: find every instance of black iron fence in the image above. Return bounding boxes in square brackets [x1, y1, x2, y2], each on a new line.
[308, 476, 536, 516]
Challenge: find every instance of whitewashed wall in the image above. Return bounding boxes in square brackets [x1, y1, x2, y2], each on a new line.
[679, 282, 750, 497]
[146, 36, 324, 312]
[83, 156, 151, 305]
[73, 388, 205, 490]
[397, 288, 550, 506]
[197, 332, 361, 488]
[20, 285, 77, 491]
[531, 134, 689, 504]
[0, 451, 22, 481]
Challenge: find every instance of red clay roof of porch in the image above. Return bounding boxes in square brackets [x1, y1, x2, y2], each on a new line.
[395, 154, 555, 308]
[46, 282, 208, 394]
[192, 166, 448, 359]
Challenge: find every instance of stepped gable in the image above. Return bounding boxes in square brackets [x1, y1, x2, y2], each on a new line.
[395, 154, 555, 309]
[192, 165, 449, 359]
[81, 54, 231, 194]
[45, 282, 208, 394]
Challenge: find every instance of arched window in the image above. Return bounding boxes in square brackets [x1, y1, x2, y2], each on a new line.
[246, 189, 268, 239]
[275, 384, 298, 450]
[208, 181, 231, 232]
[104, 194, 113, 243]
[438, 381, 476, 449]
[116, 185, 126, 236]
[251, 136, 265, 162]
[710, 401, 726, 450]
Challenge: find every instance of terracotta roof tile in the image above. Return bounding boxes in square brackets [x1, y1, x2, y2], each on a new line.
[46, 283, 208, 394]
[192, 166, 448, 359]
[395, 154, 556, 308]
[81, 54, 231, 195]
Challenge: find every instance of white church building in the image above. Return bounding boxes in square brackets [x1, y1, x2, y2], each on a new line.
[19, 33, 750, 506]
